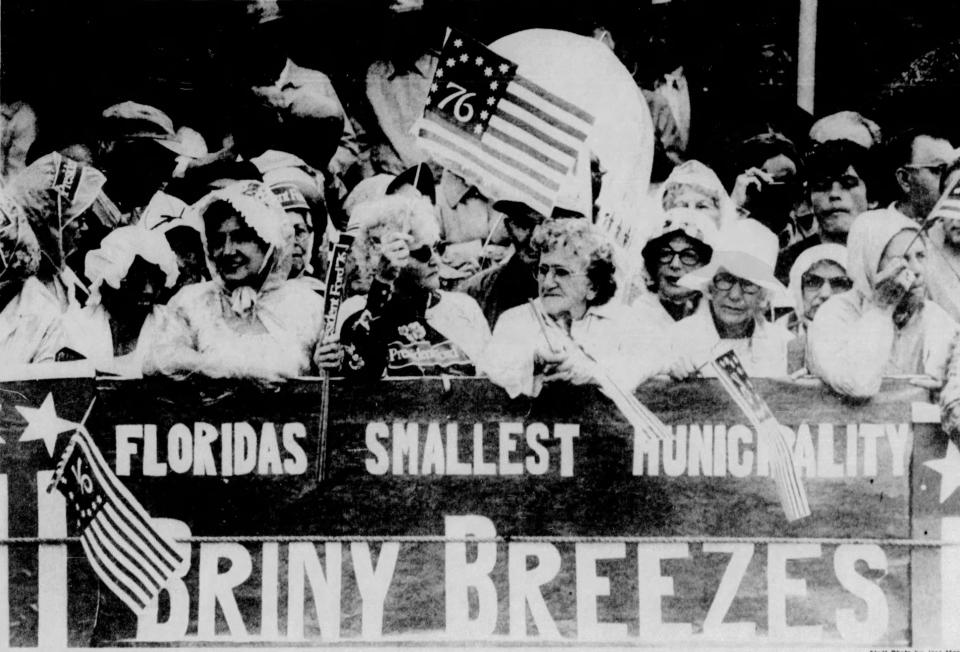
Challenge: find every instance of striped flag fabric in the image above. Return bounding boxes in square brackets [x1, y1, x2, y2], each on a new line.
[415, 28, 595, 217]
[710, 350, 811, 521]
[52, 427, 184, 614]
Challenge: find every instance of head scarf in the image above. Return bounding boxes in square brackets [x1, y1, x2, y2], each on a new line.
[0, 189, 40, 292]
[845, 209, 919, 300]
[8, 152, 108, 277]
[787, 243, 848, 314]
[656, 160, 738, 230]
[194, 180, 294, 316]
[84, 225, 180, 305]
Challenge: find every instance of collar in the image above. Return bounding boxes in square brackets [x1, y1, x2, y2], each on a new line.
[276, 58, 295, 89]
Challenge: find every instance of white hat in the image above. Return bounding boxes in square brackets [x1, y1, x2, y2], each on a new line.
[678, 218, 785, 292]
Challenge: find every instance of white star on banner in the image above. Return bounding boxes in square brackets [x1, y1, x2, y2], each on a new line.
[486, 96, 495, 105]
[484, 67, 493, 77]
[459, 53, 468, 63]
[480, 110, 489, 120]
[446, 57, 455, 67]
[430, 82, 438, 92]
[499, 63, 509, 74]
[436, 69, 444, 78]
[489, 81, 498, 90]
[16, 393, 79, 457]
[924, 442, 960, 503]
[473, 124, 483, 135]
[453, 38, 462, 48]
[475, 56, 484, 66]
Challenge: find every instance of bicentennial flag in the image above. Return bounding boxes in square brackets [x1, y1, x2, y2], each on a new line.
[415, 28, 595, 216]
[711, 350, 811, 521]
[52, 427, 185, 614]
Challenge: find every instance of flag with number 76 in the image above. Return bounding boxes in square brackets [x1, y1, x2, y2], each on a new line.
[415, 27, 595, 217]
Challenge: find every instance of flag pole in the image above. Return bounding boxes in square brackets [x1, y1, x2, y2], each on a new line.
[46, 396, 98, 494]
[316, 233, 354, 481]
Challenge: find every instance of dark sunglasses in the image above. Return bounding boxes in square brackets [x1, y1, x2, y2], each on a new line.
[408, 242, 445, 263]
[801, 273, 853, 292]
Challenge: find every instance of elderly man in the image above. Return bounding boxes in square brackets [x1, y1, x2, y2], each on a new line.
[884, 127, 956, 223]
[458, 200, 544, 327]
[671, 219, 793, 378]
[924, 160, 960, 322]
[808, 209, 958, 399]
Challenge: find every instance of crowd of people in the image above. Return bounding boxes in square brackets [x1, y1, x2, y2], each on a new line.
[3, 3, 960, 436]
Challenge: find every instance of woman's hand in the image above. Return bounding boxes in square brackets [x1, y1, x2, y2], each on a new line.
[731, 167, 773, 209]
[313, 339, 343, 371]
[538, 347, 599, 386]
[873, 259, 913, 308]
[377, 232, 413, 280]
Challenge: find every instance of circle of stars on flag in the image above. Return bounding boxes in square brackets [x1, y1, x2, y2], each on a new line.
[424, 30, 518, 141]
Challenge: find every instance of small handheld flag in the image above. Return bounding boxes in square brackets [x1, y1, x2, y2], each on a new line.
[710, 350, 811, 521]
[415, 28, 594, 217]
[51, 424, 185, 614]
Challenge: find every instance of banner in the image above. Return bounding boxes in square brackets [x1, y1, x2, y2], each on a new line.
[0, 376, 955, 647]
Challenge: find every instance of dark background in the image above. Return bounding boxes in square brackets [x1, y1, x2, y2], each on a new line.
[3, 0, 960, 163]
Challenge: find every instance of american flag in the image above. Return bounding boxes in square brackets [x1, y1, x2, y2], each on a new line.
[52, 427, 184, 614]
[415, 28, 595, 216]
[711, 350, 811, 521]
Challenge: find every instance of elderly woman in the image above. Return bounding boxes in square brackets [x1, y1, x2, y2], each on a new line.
[338, 195, 490, 378]
[483, 219, 671, 398]
[656, 160, 738, 230]
[808, 209, 958, 399]
[62, 225, 180, 372]
[635, 207, 718, 328]
[0, 189, 64, 365]
[671, 219, 793, 378]
[780, 244, 850, 373]
[144, 180, 340, 380]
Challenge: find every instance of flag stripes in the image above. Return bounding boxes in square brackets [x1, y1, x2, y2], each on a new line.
[54, 427, 184, 614]
[418, 122, 553, 207]
[511, 74, 594, 124]
[421, 113, 562, 191]
[710, 354, 811, 521]
[415, 28, 594, 215]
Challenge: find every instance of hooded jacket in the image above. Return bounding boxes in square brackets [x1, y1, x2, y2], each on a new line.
[655, 160, 739, 231]
[144, 181, 326, 379]
[808, 209, 958, 398]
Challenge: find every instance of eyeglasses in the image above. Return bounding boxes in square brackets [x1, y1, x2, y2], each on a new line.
[712, 272, 761, 295]
[903, 162, 950, 178]
[657, 247, 701, 266]
[408, 242, 445, 263]
[801, 273, 853, 292]
[537, 264, 585, 281]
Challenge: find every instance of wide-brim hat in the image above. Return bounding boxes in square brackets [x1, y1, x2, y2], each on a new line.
[491, 199, 548, 223]
[387, 163, 436, 204]
[678, 218, 786, 293]
[641, 207, 718, 262]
